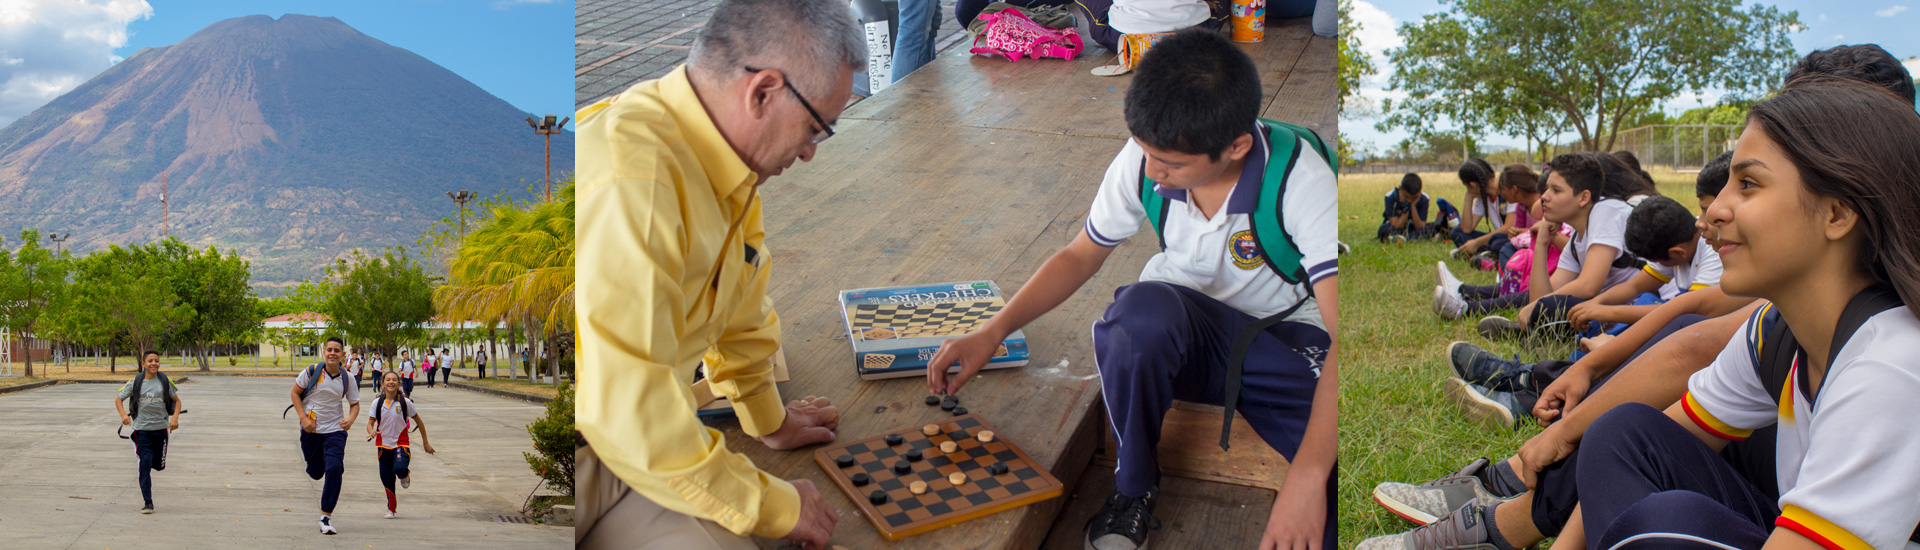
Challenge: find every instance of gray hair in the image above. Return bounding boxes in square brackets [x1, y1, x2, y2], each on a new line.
[690, 0, 868, 95]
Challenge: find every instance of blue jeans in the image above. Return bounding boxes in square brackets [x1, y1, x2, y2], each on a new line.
[893, 0, 940, 83]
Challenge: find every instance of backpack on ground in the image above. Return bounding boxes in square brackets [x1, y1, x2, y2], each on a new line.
[282, 363, 354, 419]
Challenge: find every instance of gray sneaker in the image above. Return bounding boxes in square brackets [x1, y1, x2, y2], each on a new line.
[1477, 316, 1526, 340]
[1371, 458, 1504, 525]
[1444, 378, 1523, 430]
[1355, 499, 1499, 550]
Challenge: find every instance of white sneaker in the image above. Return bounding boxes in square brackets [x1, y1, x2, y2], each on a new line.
[1436, 261, 1463, 293]
[401, 476, 410, 489]
[385, 510, 395, 519]
[1433, 286, 1468, 320]
[319, 516, 338, 535]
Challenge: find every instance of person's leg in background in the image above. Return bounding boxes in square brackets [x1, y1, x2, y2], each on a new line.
[893, 0, 939, 83]
[1310, 0, 1334, 36]
[1075, 0, 1122, 52]
[1575, 404, 1777, 550]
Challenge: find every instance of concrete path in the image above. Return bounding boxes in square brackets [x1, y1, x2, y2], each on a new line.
[0, 377, 571, 549]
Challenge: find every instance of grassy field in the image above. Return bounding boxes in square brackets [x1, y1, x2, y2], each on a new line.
[454, 376, 563, 399]
[1337, 169, 1700, 545]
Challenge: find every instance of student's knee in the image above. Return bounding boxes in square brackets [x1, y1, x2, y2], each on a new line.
[1094, 283, 1188, 374]
[1580, 403, 1668, 458]
[1600, 491, 1754, 548]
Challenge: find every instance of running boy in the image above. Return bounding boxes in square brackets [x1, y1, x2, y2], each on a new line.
[925, 29, 1338, 550]
[290, 337, 360, 535]
[367, 371, 434, 519]
[116, 350, 182, 514]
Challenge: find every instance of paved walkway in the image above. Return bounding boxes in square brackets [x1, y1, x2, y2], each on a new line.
[0, 377, 570, 549]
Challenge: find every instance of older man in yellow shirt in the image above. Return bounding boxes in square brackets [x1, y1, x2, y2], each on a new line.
[574, 0, 867, 548]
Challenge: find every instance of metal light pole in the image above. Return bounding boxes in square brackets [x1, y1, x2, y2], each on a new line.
[526, 115, 568, 201]
[49, 233, 70, 256]
[445, 190, 475, 236]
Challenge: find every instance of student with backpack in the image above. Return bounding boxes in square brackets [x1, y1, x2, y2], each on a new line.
[116, 350, 182, 514]
[366, 371, 434, 519]
[289, 336, 360, 535]
[396, 351, 415, 395]
[924, 30, 1339, 550]
[421, 349, 437, 388]
[474, 349, 487, 379]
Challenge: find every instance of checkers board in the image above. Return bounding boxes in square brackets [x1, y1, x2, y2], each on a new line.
[813, 414, 1063, 540]
[846, 299, 1006, 340]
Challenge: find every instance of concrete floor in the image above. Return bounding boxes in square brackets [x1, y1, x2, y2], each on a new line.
[0, 377, 571, 549]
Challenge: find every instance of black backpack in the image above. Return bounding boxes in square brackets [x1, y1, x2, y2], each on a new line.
[282, 363, 354, 419]
[1748, 286, 1918, 544]
[372, 394, 412, 428]
[125, 372, 176, 421]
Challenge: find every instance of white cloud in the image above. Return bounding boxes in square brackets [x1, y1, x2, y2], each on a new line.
[1830, 34, 1846, 41]
[0, 0, 152, 126]
[1349, 1, 1402, 88]
[1904, 57, 1920, 80]
[1819, 13, 1828, 21]
[1876, 5, 1907, 17]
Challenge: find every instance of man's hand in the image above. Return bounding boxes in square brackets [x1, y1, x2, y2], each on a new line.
[121, 414, 132, 426]
[925, 330, 1004, 396]
[1515, 426, 1578, 488]
[1532, 366, 1593, 425]
[1259, 480, 1327, 550]
[299, 414, 317, 433]
[756, 396, 837, 451]
[783, 479, 839, 550]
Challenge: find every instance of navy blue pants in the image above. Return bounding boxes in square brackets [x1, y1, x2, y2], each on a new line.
[300, 430, 348, 513]
[424, 365, 437, 387]
[1568, 404, 1777, 550]
[379, 446, 412, 511]
[132, 429, 169, 505]
[402, 377, 414, 396]
[1093, 282, 1334, 548]
[1377, 220, 1437, 241]
[1075, 0, 1233, 52]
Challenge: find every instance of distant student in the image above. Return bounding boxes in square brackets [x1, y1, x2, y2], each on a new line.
[1560, 196, 1722, 344]
[475, 349, 488, 379]
[421, 350, 437, 388]
[438, 349, 453, 385]
[116, 351, 182, 514]
[396, 351, 415, 396]
[1430, 165, 1567, 318]
[368, 352, 385, 387]
[1574, 77, 1920, 550]
[1696, 150, 1734, 211]
[367, 371, 434, 519]
[1481, 164, 1547, 273]
[290, 337, 360, 535]
[1447, 158, 1514, 256]
[1377, 173, 1434, 242]
[924, 30, 1339, 550]
[1435, 152, 1645, 341]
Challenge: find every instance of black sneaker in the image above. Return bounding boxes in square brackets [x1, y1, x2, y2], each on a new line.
[1446, 342, 1531, 391]
[1085, 486, 1160, 550]
[140, 502, 153, 514]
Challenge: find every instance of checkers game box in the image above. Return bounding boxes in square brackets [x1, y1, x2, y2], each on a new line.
[838, 281, 1030, 380]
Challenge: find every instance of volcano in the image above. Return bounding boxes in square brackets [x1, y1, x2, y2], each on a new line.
[0, 14, 573, 290]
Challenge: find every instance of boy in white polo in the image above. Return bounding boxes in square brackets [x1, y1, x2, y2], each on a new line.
[290, 336, 360, 535]
[924, 30, 1338, 550]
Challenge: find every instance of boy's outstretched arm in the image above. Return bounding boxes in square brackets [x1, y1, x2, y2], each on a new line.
[1261, 275, 1338, 550]
[927, 230, 1116, 395]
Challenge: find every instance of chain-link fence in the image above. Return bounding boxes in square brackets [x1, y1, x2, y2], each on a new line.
[1544, 125, 1741, 171]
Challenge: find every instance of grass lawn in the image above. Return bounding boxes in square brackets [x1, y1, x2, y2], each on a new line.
[454, 376, 563, 400]
[1338, 169, 1702, 545]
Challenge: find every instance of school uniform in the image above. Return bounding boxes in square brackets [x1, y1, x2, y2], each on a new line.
[295, 365, 360, 514]
[1646, 236, 1724, 300]
[1576, 300, 1920, 550]
[1449, 196, 1509, 249]
[1376, 189, 1434, 241]
[397, 359, 415, 395]
[1528, 198, 1640, 331]
[423, 355, 438, 387]
[1083, 125, 1338, 549]
[371, 394, 417, 513]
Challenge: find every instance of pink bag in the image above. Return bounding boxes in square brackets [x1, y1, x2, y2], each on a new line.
[970, 8, 1083, 61]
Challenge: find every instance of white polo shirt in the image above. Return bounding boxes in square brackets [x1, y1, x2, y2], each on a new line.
[1083, 125, 1338, 328]
[372, 395, 416, 449]
[1108, 0, 1211, 35]
[1556, 198, 1640, 290]
[295, 364, 360, 434]
[1682, 304, 1920, 550]
[1645, 235, 1723, 299]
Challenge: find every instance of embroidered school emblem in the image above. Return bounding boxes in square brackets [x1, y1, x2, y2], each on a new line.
[1229, 230, 1264, 270]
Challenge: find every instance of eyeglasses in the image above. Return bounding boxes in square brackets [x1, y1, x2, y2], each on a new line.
[743, 65, 835, 144]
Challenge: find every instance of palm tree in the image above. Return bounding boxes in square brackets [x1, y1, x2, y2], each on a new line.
[433, 182, 574, 382]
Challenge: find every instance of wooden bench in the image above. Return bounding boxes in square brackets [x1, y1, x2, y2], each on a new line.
[706, 17, 1334, 549]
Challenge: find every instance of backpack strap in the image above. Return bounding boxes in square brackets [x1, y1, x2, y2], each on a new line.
[1138, 157, 1170, 251]
[127, 373, 146, 421]
[1752, 286, 1904, 406]
[282, 364, 323, 419]
[159, 372, 175, 416]
[1249, 119, 1308, 284]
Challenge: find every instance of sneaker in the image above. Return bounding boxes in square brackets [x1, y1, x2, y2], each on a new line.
[1447, 342, 1529, 391]
[1355, 499, 1498, 550]
[1371, 458, 1507, 525]
[1477, 316, 1526, 340]
[385, 510, 395, 519]
[1443, 378, 1523, 430]
[1390, 234, 1409, 247]
[1084, 487, 1160, 550]
[1449, 248, 1463, 260]
[1433, 286, 1468, 321]
[140, 503, 153, 514]
[319, 516, 338, 535]
[401, 476, 410, 489]
[1436, 261, 1463, 293]
[1339, 242, 1352, 256]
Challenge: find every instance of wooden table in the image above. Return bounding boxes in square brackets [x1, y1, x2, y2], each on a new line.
[717, 18, 1337, 549]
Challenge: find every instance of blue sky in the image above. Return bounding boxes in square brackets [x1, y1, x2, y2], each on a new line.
[1344, 0, 1920, 152]
[0, 0, 571, 128]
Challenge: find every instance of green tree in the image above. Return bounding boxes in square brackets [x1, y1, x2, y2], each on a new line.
[66, 244, 195, 355]
[319, 248, 436, 357]
[434, 182, 575, 383]
[523, 381, 575, 496]
[1380, 0, 1798, 152]
[1337, 0, 1377, 116]
[0, 230, 71, 378]
[161, 242, 258, 371]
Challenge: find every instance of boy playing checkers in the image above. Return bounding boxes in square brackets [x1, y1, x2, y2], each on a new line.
[927, 29, 1339, 550]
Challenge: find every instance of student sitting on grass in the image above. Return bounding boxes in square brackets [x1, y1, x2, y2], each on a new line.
[1434, 152, 1646, 338]
[1469, 164, 1550, 274]
[925, 29, 1339, 550]
[1448, 158, 1516, 259]
[1378, 173, 1435, 243]
[1570, 76, 1920, 550]
[1558, 195, 1723, 354]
